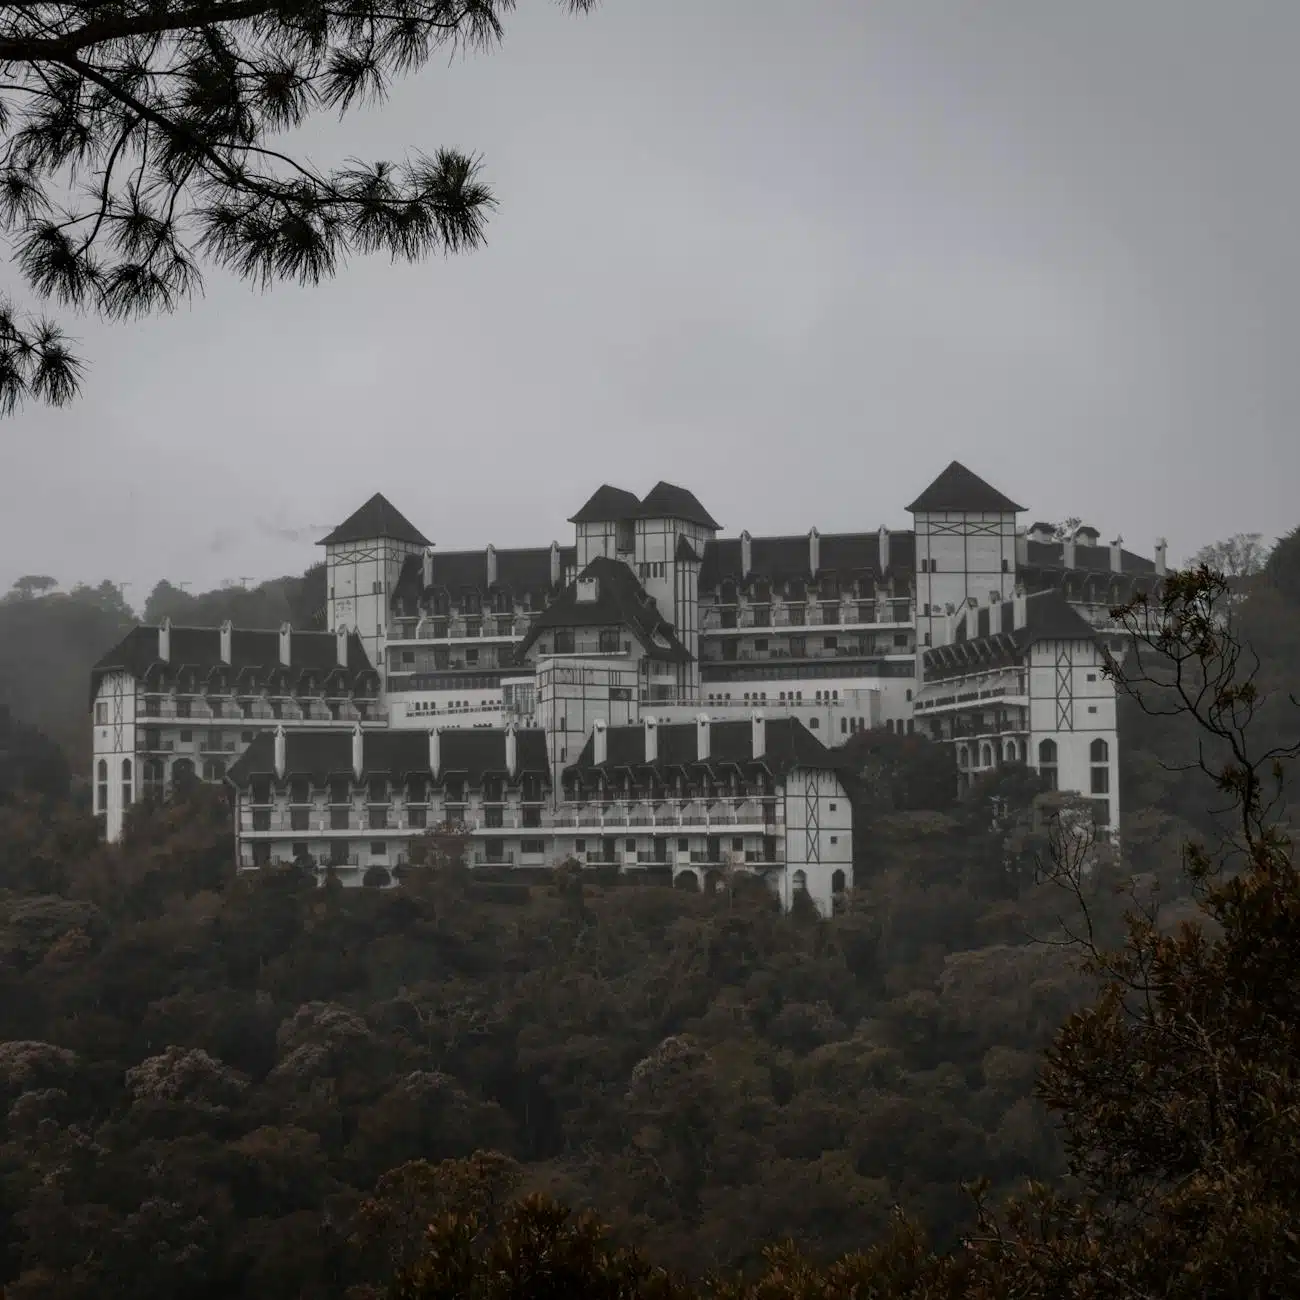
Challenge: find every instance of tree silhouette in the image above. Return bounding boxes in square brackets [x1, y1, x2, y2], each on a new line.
[0, 0, 595, 413]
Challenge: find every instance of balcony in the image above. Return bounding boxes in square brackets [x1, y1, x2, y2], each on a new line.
[390, 615, 534, 644]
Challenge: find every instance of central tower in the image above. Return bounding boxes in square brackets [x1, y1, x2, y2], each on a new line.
[907, 461, 1024, 651]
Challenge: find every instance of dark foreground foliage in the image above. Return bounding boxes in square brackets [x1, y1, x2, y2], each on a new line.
[0, 566, 1295, 1297]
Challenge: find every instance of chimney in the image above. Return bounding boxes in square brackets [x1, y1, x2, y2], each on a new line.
[336, 625, 349, 668]
[486, 543, 498, 588]
[1155, 538, 1168, 577]
[878, 525, 890, 574]
[644, 715, 658, 764]
[593, 719, 607, 766]
[219, 619, 232, 665]
[273, 725, 286, 781]
[1013, 591, 1028, 630]
[696, 713, 711, 762]
[279, 623, 292, 667]
[550, 541, 561, 588]
[1109, 536, 1123, 574]
[429, 727, 441, 781]
[422, 548, 433, 589]
[751, 711, 766, 760]
[158, 617, 171, 664]
[351, 724, 364, 782]
[1062, 539, 1076, 571]
[740, 530, 752, 580]
[808, 527, 820, 577]
[505, 722, 518, 779]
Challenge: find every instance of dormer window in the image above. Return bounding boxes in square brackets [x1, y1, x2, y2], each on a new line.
[576, 577, 599, 604]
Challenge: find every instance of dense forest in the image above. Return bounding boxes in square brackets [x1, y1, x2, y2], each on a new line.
[0, 538, 1297, 1296]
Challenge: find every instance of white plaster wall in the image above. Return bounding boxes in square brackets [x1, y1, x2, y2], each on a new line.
[781, 768, 853, 916]
[92, 671, 138, 841]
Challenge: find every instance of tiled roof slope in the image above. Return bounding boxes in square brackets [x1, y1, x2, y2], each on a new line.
[698, 531, 917, 588]
[227, 726, 549, 786]
[90, 625, 374, 704]
[638, 482, 721, 530]
[318, 493, 431, 548]
[515, 557, 692, 663]
[568, 717, 848, 779]
[569, 485, 642, 524]
[906, 461, 1026, 514]
[391, 546, 577, 605]
[921, 590, 1098, 678]
[1023, 539, 1156, 575]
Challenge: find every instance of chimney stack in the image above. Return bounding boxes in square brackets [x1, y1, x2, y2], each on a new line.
[429, 727, 441, 781]
[336, 625, 349, 668]
[351, 724, 364, 782]
[593, 719, 607, 767]
[1109, 536, 1123, 574]
[273, 725, 286, 781]
[1013, 591, 1028, 630]
[740, 530, 752, 580]
[279, 623, 292, 667]
[751, 711, 766, 760]
[505, 722, 518, 779]
[644, 715, 658, 764]
[878, 525, 890, 574]
[808, 527, 820, 578]
[1155, 538, 1168, 577]
[696, 713, 711, 762]
[422, 548, 434, 590]
[486, 544, 498, 588]
[1062, 539, 1076, 571]
[550, 541, 561, 588]
[158, 617, 171, 664]
[219, 619, 232, 665]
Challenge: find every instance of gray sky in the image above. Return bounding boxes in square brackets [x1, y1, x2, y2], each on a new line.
[3, 0, 1297, 605]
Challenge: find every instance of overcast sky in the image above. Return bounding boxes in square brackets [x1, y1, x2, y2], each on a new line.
[3, 0, 1297, 605]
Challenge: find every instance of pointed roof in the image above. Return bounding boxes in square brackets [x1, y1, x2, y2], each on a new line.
[568, 485, 641, 524]
[318, 493, 431, 548]
[638, 481, 721, 530]
[906, 462, 1025, 514]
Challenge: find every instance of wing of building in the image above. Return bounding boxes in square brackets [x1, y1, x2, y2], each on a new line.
[90, 463, 1169, 916]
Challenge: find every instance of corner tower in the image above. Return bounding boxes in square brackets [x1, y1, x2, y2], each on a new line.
[907, 461, 1024, 650]
[319, 493, 431, 679]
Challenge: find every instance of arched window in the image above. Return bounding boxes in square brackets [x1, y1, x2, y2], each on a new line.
[831, 869, 846, 894]
[1004, 739, 1018, 763]
[143, 758, 165, 800]
[980, 743, 993, 767]
[96, 759, 108, 814]
[1090, 737, 1110, 795]
[1038, 738, 1058, 791]
[121, 758, 132, 809]
[792, 868, 808, 893]
[957, 745, 969, 768]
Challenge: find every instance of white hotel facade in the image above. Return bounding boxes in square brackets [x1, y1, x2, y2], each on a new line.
[90, 462, 1167, 914]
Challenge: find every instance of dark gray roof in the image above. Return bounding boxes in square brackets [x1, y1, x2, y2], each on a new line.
[391, 546, 576, 605]
[698, 531, 916, 588]
[227, 726, 549, 787]
[567, 716, 847, 780]
[90, 625, 375, 706]
[675, 536, 701, 565]
[921, 589, 1098, 678]
[515, 556, 692, 663]
[318, 493, 431, 548]
[1023, 539, 1157, 575]
[569, 485, 641, 524]
[906, 462, 1026, 514]
[637, 482, 721, 530]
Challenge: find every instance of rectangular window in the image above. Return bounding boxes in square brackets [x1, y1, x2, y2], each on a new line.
[330, 807, 350, 830]
[368, 807, 387, 830]
[823, 636, 838, 650]
[732, 837, 743, 851]
[678, 838, 688, 851]
[95, 702, 107, 724]
[521, 839, 546, 855]
[291, 808, 310, 831]
[626, 838, 636, 851]
[180, 729, 193, 743]
[1091, 767, 1110, 795]
[291, 842, 309, 862]
[370, 841, 386, 856]
[252, 809, 271, 831]
[407, 806, 427, 829]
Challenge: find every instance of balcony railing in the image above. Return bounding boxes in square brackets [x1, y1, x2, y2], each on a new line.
[701, 600, 914, 633]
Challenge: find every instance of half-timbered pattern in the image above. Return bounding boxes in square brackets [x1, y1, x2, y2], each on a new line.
[91, 460, 1168, 910]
